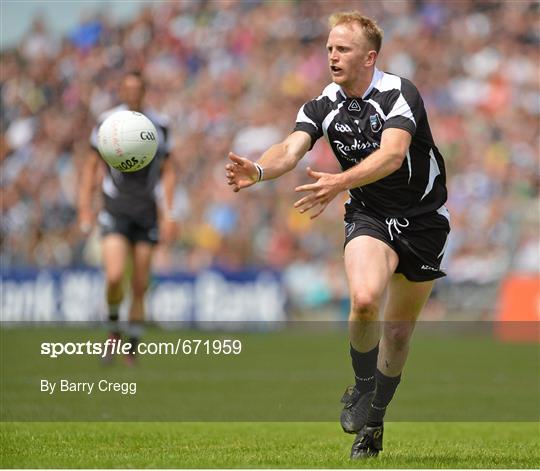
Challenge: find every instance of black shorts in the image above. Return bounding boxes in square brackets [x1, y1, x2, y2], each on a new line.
[344, 203, 450, 282]
[98, 210, 159, 245]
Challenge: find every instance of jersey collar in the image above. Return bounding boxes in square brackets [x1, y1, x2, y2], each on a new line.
[362, 67, 383, 99]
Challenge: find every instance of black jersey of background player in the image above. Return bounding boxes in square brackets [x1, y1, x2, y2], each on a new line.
[90, 104, 171, 220]
[294, 68, 447, 218]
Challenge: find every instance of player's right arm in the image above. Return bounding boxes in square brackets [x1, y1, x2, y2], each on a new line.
[226, 130, 311, 193]
[77, 148, 101, 234]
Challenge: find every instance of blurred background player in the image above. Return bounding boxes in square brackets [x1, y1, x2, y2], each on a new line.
[226, 11, 450, 459]
[78, 71, 176, 364]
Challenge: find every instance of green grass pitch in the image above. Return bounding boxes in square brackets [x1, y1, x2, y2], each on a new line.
[1, 421, 539, 468]
[1, 324, 539, 468]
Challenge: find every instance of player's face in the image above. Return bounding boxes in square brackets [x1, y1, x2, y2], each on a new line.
[327, 24, 375, 92]
[120, 76, 145, 111]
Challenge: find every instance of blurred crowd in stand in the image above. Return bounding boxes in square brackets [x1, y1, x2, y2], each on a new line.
[1, 0, 538, 317]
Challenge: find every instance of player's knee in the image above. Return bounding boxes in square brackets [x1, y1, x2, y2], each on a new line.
[106, 274, 124, 291]
[383, 322, 414, 350]
[349, 291, 379, 321]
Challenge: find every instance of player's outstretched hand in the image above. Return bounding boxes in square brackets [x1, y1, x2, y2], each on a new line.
[294, 167, 345, 219]
[226, 152, 258, 192]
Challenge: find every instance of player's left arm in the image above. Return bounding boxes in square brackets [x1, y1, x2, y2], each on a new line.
[294, 128, 411, 219]
[159, 157, 178, 244]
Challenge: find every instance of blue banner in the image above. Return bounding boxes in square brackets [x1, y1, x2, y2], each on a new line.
[0, 268, 286, 323]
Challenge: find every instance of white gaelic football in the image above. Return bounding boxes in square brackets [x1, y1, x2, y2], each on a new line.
[97, 110, 158, 172]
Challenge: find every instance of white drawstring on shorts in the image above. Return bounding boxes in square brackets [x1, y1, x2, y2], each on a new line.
[385, 217, 409, 241]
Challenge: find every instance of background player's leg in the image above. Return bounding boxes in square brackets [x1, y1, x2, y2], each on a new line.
[126, 241, 153, 359]
[102, 234, 130, 336]
[367, 274, 434, 425]
[130, 241, 153, 322]
[343, 235, 398, 397]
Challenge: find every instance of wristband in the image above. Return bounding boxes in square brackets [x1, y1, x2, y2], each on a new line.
[254, 162, 264, 182]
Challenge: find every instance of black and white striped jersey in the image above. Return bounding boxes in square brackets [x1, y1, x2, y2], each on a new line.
[90, 104, 172, 220]
[294, 68, 447, 218]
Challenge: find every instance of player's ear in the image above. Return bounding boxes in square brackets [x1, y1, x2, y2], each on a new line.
[365, 50, 377, 67]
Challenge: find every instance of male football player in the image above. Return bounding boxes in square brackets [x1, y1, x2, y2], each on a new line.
[225, 11, 449, 458]
[79, 71, 177, 364]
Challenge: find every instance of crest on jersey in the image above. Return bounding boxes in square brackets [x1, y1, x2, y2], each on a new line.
[348, 99, 361, 112]
[369, 114, 382, 132]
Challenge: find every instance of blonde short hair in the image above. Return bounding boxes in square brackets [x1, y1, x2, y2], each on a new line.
[329, 11, 384, 53]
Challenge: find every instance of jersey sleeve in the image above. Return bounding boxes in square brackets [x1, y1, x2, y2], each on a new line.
[90, 109, 112, 152]
[89, 124, 99, 151]
[159, 123, 172, 159]
[382, 79, 423, 136]
[293, 99, 325, 150]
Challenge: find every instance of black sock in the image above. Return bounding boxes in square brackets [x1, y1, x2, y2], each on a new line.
[127, 321, 144, 355]
[108, 303, 120, 336]
[128, 337, 139, 355]
[350, 343, 378, 394]
[367, 369, 401, 425]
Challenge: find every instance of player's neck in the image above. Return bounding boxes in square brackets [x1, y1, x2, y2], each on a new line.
[341, 68, 375, 99]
